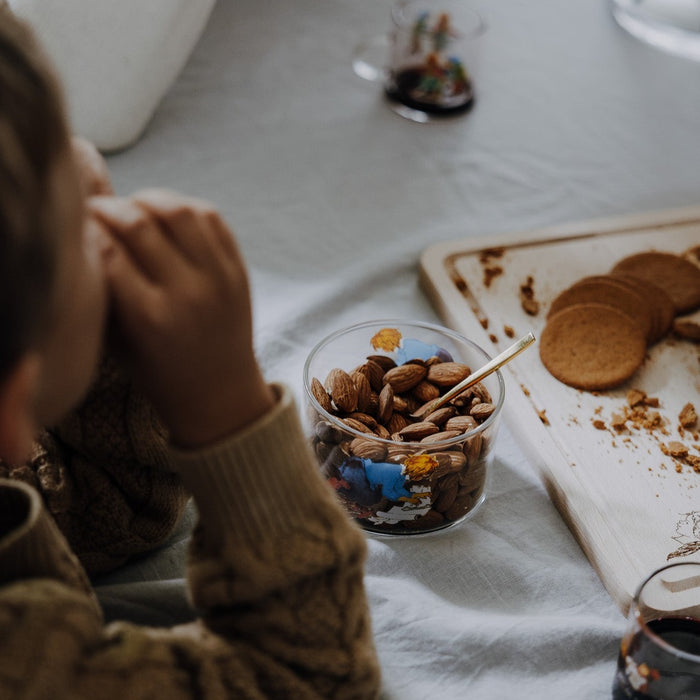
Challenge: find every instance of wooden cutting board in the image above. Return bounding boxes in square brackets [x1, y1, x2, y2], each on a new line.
[420, 206, 700, 613]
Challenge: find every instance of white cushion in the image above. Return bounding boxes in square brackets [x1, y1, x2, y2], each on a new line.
[8, 0, 216, 151]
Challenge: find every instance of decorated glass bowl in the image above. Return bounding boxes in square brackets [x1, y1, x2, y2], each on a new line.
[303, 319, 505, 535]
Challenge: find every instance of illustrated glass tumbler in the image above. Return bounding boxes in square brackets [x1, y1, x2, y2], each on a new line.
[613, 561, 700, 698]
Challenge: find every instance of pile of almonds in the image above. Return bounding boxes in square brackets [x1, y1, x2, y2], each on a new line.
[309, 353, 499, 533]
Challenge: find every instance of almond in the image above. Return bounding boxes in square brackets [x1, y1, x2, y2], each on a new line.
[431, 452, 455, 473]
[459, 461, 485, 491]
[376, 424, 391, 440]
[350, 437, 388, 461]
[424, 406, 457, 426]
[364, 359, 386, 392]
[383, 363, 427, 393]
[324, 368, 358, 413]
[366, 391, 380, 415]
[311, 377, 333, 413]
[433, 483, 458, 513]
[450, 392, 474, 408]
[367, 354, 397, 371]
[463, 433, 483, 464]
[386, 443, 411, 458]
[420, 429, 462, 445]
[314, 420, 343, 443]
[444, 493, 473, 521]
[378, 383, 394, 424]
[427, 362, 471, 387]
[437, 472, 460, 491]
[446, 451, 467, 471]
[472, 382, 492, 403]
[346, 412, 379, 431]
[404, 358, 428, 367]
[428, 452, 464, 479]
[398, 421, 440, 441]
[387, 412, 410, 434]
[445, 415, 478, 433]
[392, 394, 409, 413]
[412, 380, 441, 403]
[342, 417, 374, 434]
[470, 402, 496, 421]
[351, 371, 372, 413]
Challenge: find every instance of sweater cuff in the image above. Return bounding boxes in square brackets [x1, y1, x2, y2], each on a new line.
[168, 383, 340, 542]
[0, 479, 95, 598]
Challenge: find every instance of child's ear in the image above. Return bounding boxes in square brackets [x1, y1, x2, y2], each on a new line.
[0, 354, 41, 464]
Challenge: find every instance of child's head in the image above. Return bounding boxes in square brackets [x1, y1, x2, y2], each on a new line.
[0, 8, 107, 461]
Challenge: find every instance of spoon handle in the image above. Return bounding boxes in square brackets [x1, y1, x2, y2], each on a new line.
[413, 331, 536, 419]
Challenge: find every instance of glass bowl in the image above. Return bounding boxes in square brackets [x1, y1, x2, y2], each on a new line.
[303, 319, 505, 535]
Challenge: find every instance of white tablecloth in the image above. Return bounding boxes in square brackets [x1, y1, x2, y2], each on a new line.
[93, 0, 700, 697]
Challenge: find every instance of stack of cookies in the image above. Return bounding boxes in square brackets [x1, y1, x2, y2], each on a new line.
[539, 249, 700, 391]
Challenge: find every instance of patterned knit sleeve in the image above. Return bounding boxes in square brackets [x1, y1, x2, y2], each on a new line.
[0, 384, 382, 699]
[0, 353, 189, 576]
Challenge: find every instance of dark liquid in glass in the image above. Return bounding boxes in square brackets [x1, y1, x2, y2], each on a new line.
[612, 617, 700, 699]
[385, 68, 474, 116]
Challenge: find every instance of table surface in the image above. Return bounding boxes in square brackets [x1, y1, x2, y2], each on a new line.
[97, 1, 700, 697]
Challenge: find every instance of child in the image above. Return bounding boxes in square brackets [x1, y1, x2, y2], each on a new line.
[0, 8, 381, 699]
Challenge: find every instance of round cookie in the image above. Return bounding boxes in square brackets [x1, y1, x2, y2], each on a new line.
[609, 273, 675, 343]
[547, 276, 652, 342]
[539, 303, 647, 390]
[611, 251, 700, 314]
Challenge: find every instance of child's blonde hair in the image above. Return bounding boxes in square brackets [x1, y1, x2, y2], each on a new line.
[0, 7, 70, 381]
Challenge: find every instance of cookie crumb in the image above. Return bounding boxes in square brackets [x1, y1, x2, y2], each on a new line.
[538, 409, 549, 425]
[673, 317, 700, 341]
[610, 412, 627, 431]
[503, 325, 515, 338]
[479, 248, 504, 262]
[483, 266, 503, 288]
[592, 419, 606, 430]
[679, 402, 697, 428]
[627, 389, 646, 407]
[519, 276, 540, 316]
[479, 248, 505, 289]
[686, 454, 700, 472]
[662, 441, 689, 458]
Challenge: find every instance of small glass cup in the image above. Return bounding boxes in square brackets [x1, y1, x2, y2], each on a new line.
[303, 319, 505, 535]
[612, 561, 700, 698]
[353, 0, 486, 122]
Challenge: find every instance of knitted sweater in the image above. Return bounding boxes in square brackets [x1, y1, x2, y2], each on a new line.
[0, 375, 381, 698]
[0, 354, 189, 577]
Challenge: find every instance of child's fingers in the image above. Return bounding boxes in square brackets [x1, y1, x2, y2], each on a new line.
[71, 136, 113, 196]
[88, 195, 189, 284]
[132, 188, 233, 266]
[101, 231, 159, 333]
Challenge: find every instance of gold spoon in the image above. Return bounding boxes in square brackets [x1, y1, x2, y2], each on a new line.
[410, 331, 536, 420]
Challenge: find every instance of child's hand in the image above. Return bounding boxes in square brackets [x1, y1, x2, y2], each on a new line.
[71, 137, 113, 197]
[89, 190, 275, 448]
